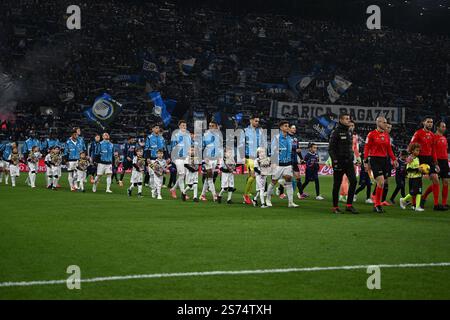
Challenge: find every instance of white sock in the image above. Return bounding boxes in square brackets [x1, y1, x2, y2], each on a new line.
[193, 183, 198, 198]
[94, 175, 99, 185]
[106, 175, 112, 190]
[178, 176, 185, 193]
[285, 182, 294, 205]
[53, 176, 59, 186]
[157, 186, 161, 196]
[129, 184, 134, 190]
[30, 172, 36, 187]
[0, 171, 3, 182]
[208, 178, 216, 196]
[267, 183, 274, 201]
[227, 190, 233, 201]
[68, 172, 74, 188]
[149, 175, 155, 193]
[138, 184, 142, 193]
[219, 188, 225, 197]
[259, 190, 265, 205]
[79, 179, 84, 191]
[11, 175, 16, 187]
[201, 180, 208, 196]
[4, 173, 9, 184]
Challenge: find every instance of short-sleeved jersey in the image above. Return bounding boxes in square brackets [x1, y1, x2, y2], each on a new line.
[364, 130, 395, 161]
[434, 134, 448, 160]
[410, 128, 435, 159]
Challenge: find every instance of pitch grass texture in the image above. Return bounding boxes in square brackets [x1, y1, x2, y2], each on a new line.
[0, 174, 449, 299]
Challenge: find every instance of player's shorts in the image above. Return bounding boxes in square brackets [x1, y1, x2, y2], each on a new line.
[97, 163, 113, 175]
[245, 158, 255, 173]
[418, 155, 437, 174]
[77, 170, 87, 182]
[256, 174, 266, 192]
[46, 166, 58, 177]
[174, 159, 187, 175]
[408, 177, 422, 196]
[204, 159, 218, 171]
[9, 165, 20, 177]
[67, 161, 78, 172]
[28, 161, 38, 173]
[272, 164, 293, 181]
[438, 159, 449, 179]
[185, 170, 198, 186]
[368, 156, 388, 179]
[305, 168, 318, 182]
[130, 170, 143, 184]
[221, 172, 234, 189]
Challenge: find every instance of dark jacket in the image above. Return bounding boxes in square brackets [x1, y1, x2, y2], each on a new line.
[328, 123, 354, 165]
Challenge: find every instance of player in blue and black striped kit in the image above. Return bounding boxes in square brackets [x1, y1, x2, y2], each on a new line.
[298, 143, 324, 200]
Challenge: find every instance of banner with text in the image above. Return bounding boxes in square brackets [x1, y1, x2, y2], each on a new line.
[270, 101, 405, 124]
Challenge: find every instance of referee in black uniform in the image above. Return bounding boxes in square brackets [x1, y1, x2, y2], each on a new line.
[328, 113, 358, 214]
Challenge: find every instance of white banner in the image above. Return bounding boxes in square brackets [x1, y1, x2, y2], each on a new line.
[270, 101, 405, 124]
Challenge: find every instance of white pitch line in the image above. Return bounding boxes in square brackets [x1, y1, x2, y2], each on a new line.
[1, 262, 450, 288]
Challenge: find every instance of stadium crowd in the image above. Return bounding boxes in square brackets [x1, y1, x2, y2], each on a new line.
[0, 0, 448, 149]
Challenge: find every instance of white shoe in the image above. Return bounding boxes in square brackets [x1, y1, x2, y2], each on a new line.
[157, 195, 162, 200]
[399, 198, 406, 209]
[106, 189, 112, 193]
[353, 195, 357, 202]
[152, 192, 156, 199]
[266, 199, 273, 207]
[261, 205, 268, 208]
[414, 207, 424, 212]
[316, 195, 324, 200]
[92, 184, 97, 193]
[365, 198, 374, 204]
[288, 203, 299, 208]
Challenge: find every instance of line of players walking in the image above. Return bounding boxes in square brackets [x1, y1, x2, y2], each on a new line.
[0, 114, 448, 213]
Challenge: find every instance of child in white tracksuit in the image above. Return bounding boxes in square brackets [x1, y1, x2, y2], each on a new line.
[253, 147, 272, 208]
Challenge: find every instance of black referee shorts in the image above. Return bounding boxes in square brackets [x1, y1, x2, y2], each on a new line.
[438, 159, 449, 179]
[418, 155, 436, 174]
[369, 156, 388, 179]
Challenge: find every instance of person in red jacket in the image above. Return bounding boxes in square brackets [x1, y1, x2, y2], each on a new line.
[425, 121, 448, 210]
[364, 116, 398, 213]
[410, 117, 445, 211]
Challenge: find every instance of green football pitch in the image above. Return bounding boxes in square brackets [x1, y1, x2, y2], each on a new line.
[1, 173, 450, 299]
